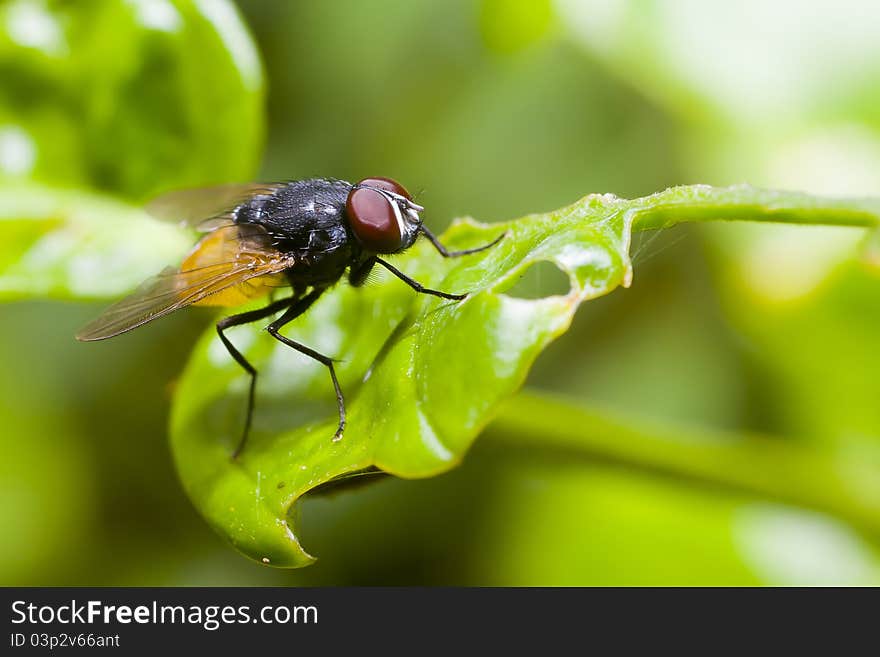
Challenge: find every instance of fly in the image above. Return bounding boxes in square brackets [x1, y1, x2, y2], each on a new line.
[76, 177, 504, 459]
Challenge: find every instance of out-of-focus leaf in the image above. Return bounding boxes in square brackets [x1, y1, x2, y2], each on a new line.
[0, 0, 264, 198]
[557, 0, 880, 131]
[467, 457, 880, 585]
[470, 391, 880, 584]
[169, 185, 880, 567]
[490, 391, 880, 537]
[708, 221, 880, 447]
[0, 407, 95, 585]
[556, 0, 880, 207]
[479, 0, 554, 54]
[0, 183, 190, 300]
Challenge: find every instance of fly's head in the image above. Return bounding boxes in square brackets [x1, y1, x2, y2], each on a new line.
[345, 177, 424, 254]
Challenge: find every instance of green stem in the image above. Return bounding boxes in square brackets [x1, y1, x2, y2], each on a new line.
[626, 184, 880, 232]
[487, 389, 880, 535]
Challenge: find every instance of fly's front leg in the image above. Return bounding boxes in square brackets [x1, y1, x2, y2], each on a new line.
[420, 225, 505, 258]
[375, 257, 466, 300]
[348, 256, 376, 288]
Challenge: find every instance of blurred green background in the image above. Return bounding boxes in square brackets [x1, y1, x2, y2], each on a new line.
[2, 0, 880, 585]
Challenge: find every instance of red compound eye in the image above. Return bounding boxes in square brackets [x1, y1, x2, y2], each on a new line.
[356, 176, 411, 200]
[346, 186, 403, 253]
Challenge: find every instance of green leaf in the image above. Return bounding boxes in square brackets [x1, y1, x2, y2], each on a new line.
[479, 0, 555, 54]
[466, 456, 880, 586]
[706, 221, 880, 446]
[0, 183, 190, 300]
[0, 0, 264, 198]
[488, 391, 880, 538]
[169, 184, 880, 567]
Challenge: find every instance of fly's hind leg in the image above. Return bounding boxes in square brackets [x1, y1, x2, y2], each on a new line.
[217, 296, 295, 460]
[264, 288, 346, 442]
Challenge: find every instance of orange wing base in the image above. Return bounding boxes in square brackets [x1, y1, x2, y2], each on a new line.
[180, 227, 288, 307]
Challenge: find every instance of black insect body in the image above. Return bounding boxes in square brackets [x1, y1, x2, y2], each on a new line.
[238, 178, 358, 287]
[77, 177, 503, 458]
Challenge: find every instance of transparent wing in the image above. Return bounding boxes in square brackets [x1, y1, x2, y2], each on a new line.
[145, 183, 285, 229]
[76, 223, 294, 341]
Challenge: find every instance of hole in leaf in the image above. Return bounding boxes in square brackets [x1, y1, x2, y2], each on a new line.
[498, 260, 571, 299]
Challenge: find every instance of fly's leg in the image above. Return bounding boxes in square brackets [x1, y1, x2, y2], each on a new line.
[217, 296, 295, 460]
[348, 257, 376, 288]
[264, 288, 346, 442]
[375, 257, 466, 300]
[420, 225, 505, 257]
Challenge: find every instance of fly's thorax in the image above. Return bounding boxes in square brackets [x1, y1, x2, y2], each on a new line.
[235, 179, 353, 255]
